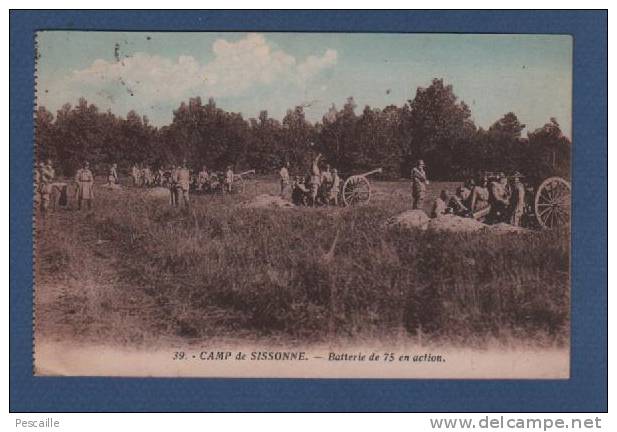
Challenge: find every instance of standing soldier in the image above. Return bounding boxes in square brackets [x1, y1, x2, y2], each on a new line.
[321, 164, 333, 185]
[168, 165, 178, 205]
[39, 159, 55, 213]
[143, 166, 152, 187]
[131, 164, 139, 186]
[198, 165, 209, 191]
[107, 163, 118, 186]
[488, 173, 511, 223]
[310, 153, 323, 206]
[469, 175, 490, 219]
[75, 161, 94, 210]
[279, 161, 290, 198]
[509, 172, 526, 226]
[174, 161, 191, 209]
[329, 168, 341, 206]
[411, 159, 429, 210]
[224, 165, 234, 194]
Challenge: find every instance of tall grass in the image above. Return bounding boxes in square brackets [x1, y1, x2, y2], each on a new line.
[38, 181, 570, 347]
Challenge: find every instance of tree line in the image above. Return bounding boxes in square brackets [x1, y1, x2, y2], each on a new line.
[35, 78, 571, 182]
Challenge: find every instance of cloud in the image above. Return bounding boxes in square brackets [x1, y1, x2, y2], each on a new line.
[61, 33, 337, 104]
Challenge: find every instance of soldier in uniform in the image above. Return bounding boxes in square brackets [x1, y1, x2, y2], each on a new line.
[39, 159, 55, 213]
[509, 172, 526, 226]
[197, 166, 209, 191]
[168, 165, 178, 206]
[107, 163, 118, 186]
[174, 161, 191, 209]
[279, 161, 290, 198]
[329, 168, 341, 206]
[224, 165, 235, 194]
[143, 166, 153, 187]
[431, 190, 449, 218]
[310, 153, 323, 206]
[131, 164, 140, 186]
[292, 176, 310, 206]
[75, 161, 94, 210]
[469, 175, 491, 219]
[488, 173, 511, 223]
[411, 159, 429, 210]
[448, 186, 472, 217]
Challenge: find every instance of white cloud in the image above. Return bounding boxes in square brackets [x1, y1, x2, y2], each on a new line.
[62, 33, 337, 103]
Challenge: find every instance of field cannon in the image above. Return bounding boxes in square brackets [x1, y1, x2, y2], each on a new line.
[341, 167, 382, 206]
[231, 169, 256, 193]
[470, 174, 571, 229]
[209, 169, 255, 194]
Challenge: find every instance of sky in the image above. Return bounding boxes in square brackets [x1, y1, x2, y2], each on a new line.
[36, 31, 572, 136]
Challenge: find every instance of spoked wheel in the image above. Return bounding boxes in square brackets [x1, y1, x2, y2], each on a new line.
[534, 176, 571, 229]
[342, 176, 371, 206]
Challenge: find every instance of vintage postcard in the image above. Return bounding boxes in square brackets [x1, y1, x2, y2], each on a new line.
[33, 31, 571, 378]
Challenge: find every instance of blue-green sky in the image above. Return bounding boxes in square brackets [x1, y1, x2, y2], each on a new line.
[36, 31, 572, 136]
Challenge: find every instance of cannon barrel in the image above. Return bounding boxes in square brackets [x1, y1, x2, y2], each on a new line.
[236, 169, 256, 177]
[356, 167, 382, 178]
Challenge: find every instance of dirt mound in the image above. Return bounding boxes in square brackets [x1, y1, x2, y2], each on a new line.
[427, 214, 486, 233]
[146, 187, 170, 200]
[242, 194, 295, 209]
[485, 223, 529, 234]
[385, 210, 429, 230]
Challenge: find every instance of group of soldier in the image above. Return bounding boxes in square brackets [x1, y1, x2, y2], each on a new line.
[37, 155, 528, 227]
[279, 153, 342, 207]
[126, 162, 240, 209]
[413, 159, 527, 226]
[35, 159, 95, 214]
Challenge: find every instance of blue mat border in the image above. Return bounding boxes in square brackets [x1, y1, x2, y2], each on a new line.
[9, 10, 607, 412]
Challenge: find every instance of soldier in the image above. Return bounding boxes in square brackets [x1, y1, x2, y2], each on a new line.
[448, 186, 472, 217]
[469, 175, 490, 219]
[75, 161, 94, 210]
[509, 172, 526, 226]
[488, 173, 511, 223]
[107, 163, 118, 186]
[143, 166, 153, 187]
[279, 161, 290, 198]
[411, 159, 429, 210]
[39, 159, 55, 213]
[168, 165, 178, 206]
[310, 153, 323, 206]
[431, 190, 449, 218]
[329, 168, 341, 206]
[461, 179, 474, 206]
[197, 166, 209, 191]
[224, 165, 234, 194]
[131, 164, 140, 186]
[174, 161, 191, 209]
[292, 176, 310, 206]
[321, 164, 333, 185]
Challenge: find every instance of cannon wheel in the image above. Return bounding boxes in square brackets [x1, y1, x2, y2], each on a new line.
[342, 175, 371, 206]
[534, 176, 571, 229]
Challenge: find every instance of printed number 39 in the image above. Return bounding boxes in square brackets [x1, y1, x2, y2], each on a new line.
[173, 351, 185, 360]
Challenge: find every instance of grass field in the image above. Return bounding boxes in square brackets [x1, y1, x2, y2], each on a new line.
[34, 177, 570, 349]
